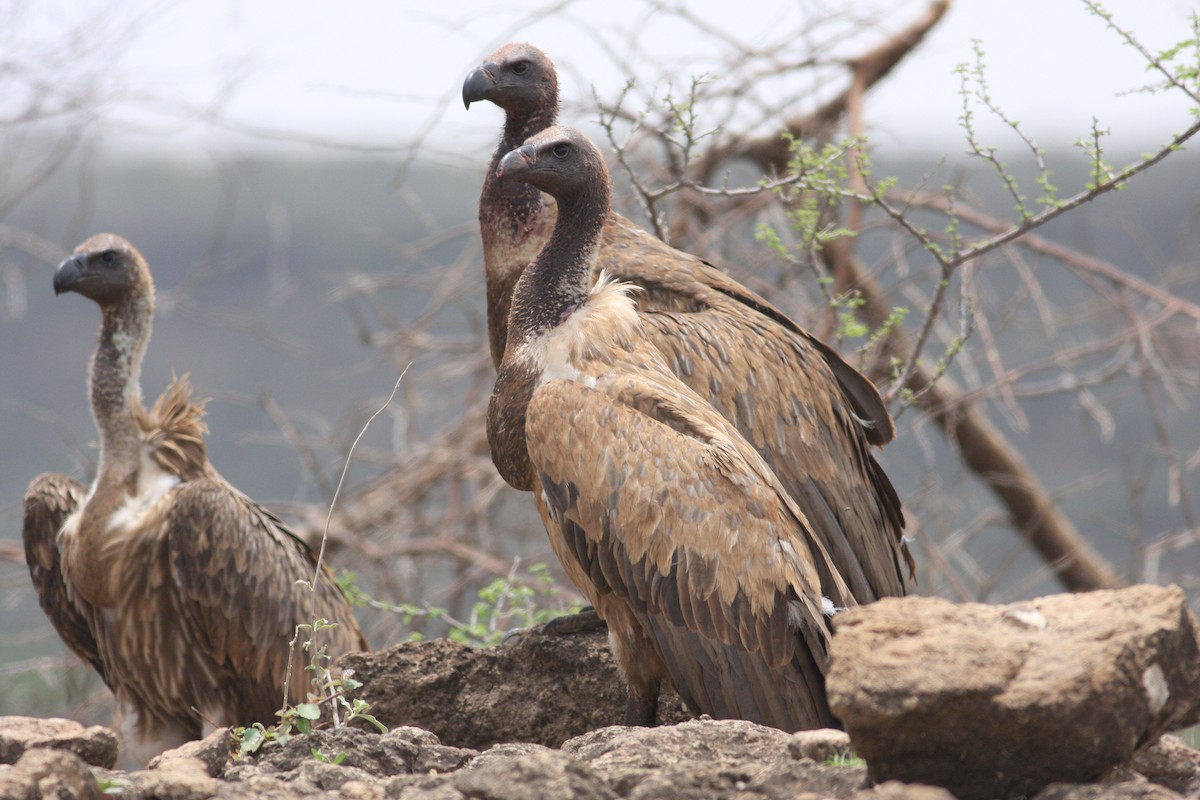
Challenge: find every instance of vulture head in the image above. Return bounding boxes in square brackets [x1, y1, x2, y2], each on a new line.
[463, 42, 558, 117]
[55, 233, 154, 312]
[496, 125, 610, 203]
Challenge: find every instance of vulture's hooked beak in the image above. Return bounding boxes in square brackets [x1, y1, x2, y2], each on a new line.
[53, 254, 85, 296]
[496, 145, 536, 179]
[462, 64, 497, 109]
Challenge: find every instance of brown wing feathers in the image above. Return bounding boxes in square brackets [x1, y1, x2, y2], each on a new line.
[529, 375, 841, 729]
[160, 479, 364, 719]
[22, 474, 108, 684]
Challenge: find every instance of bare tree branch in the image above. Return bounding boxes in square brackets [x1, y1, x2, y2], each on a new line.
[820, 235, 1125, 590]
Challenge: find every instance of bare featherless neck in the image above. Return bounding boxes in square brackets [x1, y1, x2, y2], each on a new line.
[506, 163, 610, 346]
[484, 104, 560, 222]
[90, 293, 153, 464]
[500, 103, 556, 158]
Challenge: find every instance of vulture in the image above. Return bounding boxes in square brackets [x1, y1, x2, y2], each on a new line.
[464, 46, 908, 640]
[22, 234, 368, 765]
[488, 125, 857, 729]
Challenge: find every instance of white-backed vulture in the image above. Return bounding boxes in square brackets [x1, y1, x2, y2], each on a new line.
[463, 45, 910, 669]
[22, 234, 368, 765]
[487, 125, 857, 730]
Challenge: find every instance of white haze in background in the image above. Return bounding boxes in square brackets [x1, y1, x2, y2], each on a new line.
[5, 0, 1196, 160]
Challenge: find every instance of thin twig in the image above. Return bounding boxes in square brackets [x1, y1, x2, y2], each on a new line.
[311, 365, 412, 588]
[282, 366, 411, 716]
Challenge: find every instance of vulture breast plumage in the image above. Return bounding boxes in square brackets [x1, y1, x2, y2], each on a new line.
[487, 126, 856, 730]
[22, 234, 368, 765]
[464, 43, 910, 615]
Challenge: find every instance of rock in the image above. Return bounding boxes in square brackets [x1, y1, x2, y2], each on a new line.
[563, 719, 866, 798]
[465, 741, 559, 771]
[564, 718, 794, 773]
[828, 584, 1200, 800]
[849, 781, 958, 800]
[384, 748, 616, 800]
[789, 728, 855, 763]
[337, 628, 688, 749]
[0, 716, 118, 770]
[149, 727, 234, 778]
[1128, 735, 1200, 795]
[383, 719, 869, 800]
[226, 726, 475, 779]
[205, 726, 472, 799]
[126, 755, 220, 800]
[386, 774, 467, 800]
[617, 757, 866, 800]
[3, 610, 1199, 800]
[451, 750, 614, 800]
[1033, 778, 1185, 800]
[0, 747, 102, 800]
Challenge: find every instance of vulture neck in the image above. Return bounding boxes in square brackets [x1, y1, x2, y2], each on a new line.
[506, 172, 609, 350]
[491, 103, 558, 194]
[488, 168, 611, 492]
[499, 106, 556, 168]
[67, 292, 153, 608]
[90, 296, 152, 485]
[480, 103, 558, 368]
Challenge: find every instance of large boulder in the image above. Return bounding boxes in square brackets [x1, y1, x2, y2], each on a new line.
[828, 584, 1200, 800]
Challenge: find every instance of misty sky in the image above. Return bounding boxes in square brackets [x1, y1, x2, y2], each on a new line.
[9, 0, 1198, 161]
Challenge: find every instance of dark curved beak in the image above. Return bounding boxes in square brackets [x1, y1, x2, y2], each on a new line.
[462, 63, 497, 109]
[496, 145, 536, 179]
[53, 254, 85, 296]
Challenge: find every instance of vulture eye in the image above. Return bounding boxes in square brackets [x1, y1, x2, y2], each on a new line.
[99, 251, 118, 265]
[552, 144, 570, 159]
[512, 60, 531, 76]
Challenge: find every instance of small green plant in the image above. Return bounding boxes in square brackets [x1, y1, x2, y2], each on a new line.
[451, 562, 582, 646]
[776, 134, 861, 249]
[829, 291, 869, 341]
[96, 774, 130, 795]
[311, 747, 347, 765]
[233, 619, 386, 757]
[340, 561, 583, 647]
[823, 753, 866, 768]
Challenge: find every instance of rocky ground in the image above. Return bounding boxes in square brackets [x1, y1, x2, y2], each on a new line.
[2, 585, 1199, 799]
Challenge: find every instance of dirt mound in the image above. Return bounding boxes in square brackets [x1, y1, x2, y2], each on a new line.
[338, 627, 689, 749]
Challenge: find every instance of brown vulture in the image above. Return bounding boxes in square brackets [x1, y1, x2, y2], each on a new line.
[465, 44, 911, 724]
[22, 234, 368, 764]
[488, 125, 861, 730]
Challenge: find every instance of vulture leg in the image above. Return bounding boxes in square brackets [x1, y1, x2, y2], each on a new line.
[603, 597, 671, 727]
[117, 707, 194, 770]
[624, 693, 658, 727]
